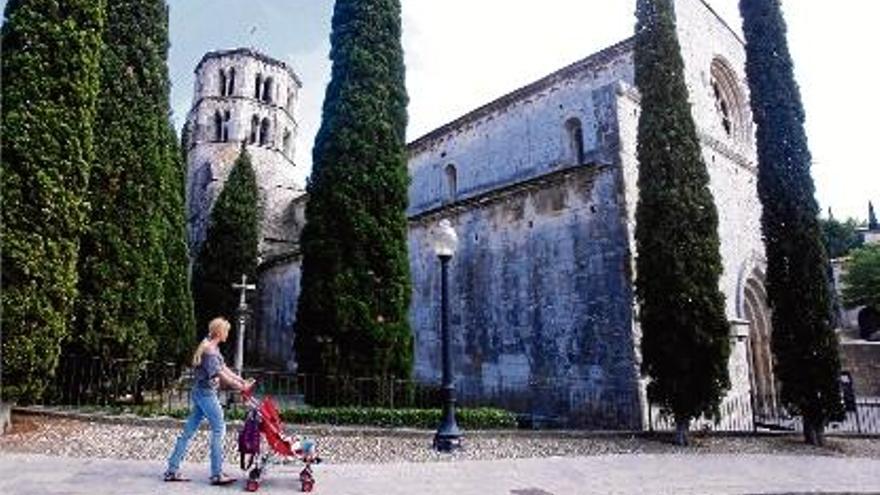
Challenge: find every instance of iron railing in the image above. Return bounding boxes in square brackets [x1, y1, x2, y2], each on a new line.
[648, 393, 880, 435]
[40, 356, 880, 434]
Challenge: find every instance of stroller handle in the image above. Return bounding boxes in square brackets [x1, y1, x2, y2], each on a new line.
[241, 379, 257, 400]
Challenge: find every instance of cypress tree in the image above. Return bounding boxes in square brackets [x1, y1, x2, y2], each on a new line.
[73, 0, 181, 364]
[740, 0, 843, 445]
[1, 0, 104, 402]
[633, 0, 730, 445]
[869, 202, 878, 230]
[294, 0, 412, 381]
[155, 5, 195, 364]
[192, 145, 260, 353]
[157, 121, 196, 364]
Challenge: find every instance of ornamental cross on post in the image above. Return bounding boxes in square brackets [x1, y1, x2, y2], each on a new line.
[231, 274, 256, 376]
[232, 274, 256, 309]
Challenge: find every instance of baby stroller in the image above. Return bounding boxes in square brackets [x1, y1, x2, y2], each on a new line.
[240, 387, 321, 492]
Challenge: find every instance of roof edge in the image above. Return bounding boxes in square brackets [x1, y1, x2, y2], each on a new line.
[195, 47, 303, 88]
[695, 0, 745, 46]
[406, 37, 635, 153]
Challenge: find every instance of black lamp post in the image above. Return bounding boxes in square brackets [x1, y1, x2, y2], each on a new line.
[432, 219, 461, 452]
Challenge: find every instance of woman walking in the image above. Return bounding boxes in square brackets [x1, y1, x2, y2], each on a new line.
[164, 317, 253, 485]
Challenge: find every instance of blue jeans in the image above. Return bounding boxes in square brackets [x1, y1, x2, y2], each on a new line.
[166, 388, 226, 477]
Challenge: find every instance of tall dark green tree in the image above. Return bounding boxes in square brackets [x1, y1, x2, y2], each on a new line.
[1, 0, 104, 402]
[869, 202, 878, 230]
[157, 121, 197, 364]
[192, 145, 260, 352]
[633, 0, 730, 445]
[740, 0, 843, 445]
[294, 0, 412, 380]
[73, 0, 191, 364]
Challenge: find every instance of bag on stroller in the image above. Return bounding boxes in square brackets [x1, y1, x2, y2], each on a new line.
[238, 408, 261, 470]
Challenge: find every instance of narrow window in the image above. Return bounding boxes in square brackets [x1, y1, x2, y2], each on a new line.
[282, 129, 292, 156]
[214, 111, 223, 142]
[227, 67, 236, 96]
[222, 110, 231, 142]
[565, 118, 585, 164]
[250, 115, 259, 144]
[255, 73, 262, 99]
[219, 69, 227, 96]
[259, 117, 271, 146]
[263, 77, 273, 104]
[710, 58, 746, 142]
[445, 164, 457, 201]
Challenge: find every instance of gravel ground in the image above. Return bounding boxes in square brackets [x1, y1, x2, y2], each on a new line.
[2, 413, 879, 466]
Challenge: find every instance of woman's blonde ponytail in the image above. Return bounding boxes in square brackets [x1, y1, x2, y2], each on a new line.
[192, 317, 231, 366]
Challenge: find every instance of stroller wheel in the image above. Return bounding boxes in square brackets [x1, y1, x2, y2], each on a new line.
[245, 479, 260, 492]
[300, 467, 314, 492]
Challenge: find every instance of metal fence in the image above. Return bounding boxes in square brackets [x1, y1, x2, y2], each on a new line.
[647, 392, 880, 435]
[42, 356, 880, 435]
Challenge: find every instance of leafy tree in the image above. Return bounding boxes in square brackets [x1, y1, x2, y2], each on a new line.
[820, 216, 864, 259]
[842, 245, 880, 311]
[192, 145, 260, 355]
[633, 0, 730, 445]
[73, 0, 191, 364]
[294, 0, 412, 381]
[740, 0, 843, 445]
[1, 0, 104, 402]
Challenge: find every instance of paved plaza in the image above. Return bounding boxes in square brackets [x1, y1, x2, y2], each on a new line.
[2, 414, 879, 494]
[1, 452, 880, 494]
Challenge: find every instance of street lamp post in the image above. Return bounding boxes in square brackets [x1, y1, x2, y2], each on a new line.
[432, 219, 461, 452]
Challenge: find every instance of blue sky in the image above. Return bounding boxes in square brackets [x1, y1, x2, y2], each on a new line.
[2, 1, 876, 220]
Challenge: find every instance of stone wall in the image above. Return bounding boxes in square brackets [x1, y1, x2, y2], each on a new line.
[251, 194, 307, 370]
[404, 43, 647, 426]
[253, 257, 302, 371]
[408, 164, 639, 427]
[840, 342, 880, 397]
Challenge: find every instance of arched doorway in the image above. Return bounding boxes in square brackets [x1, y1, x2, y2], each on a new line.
[737, 262, 777, 419]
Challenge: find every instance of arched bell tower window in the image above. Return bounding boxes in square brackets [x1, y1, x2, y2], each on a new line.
[254, 73, 263, 100]
[259, 117, 271, 146]
[565, 117, 585, 164]
[282, 129, 292, 156]
[444, 164, 457, 201]
[227, 67, 236, 96]
[221, 110, 231, 142]
[249, 115, 259, 144]
[710, 57, 748, 144]
[218, 69, 227, 96]
[214, 111, 223, 142]
[262, 77, 274, 104]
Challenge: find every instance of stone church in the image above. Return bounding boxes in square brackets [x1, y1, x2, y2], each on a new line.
[185, 0, 773, 428]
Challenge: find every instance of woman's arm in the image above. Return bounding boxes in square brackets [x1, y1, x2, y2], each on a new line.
[217, 366, 253, 391]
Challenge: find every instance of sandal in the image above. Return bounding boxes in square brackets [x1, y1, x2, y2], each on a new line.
[163, 472, 191, 482]
[210, 474, 237, 486]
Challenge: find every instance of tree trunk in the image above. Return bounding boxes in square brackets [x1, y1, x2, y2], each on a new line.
[675, 418, 690, 446]
[803, 415, 826, 446]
